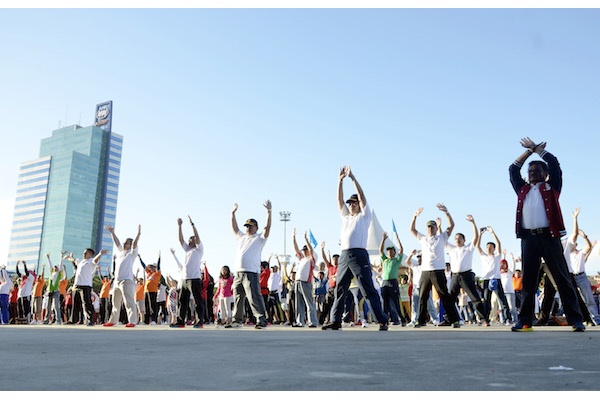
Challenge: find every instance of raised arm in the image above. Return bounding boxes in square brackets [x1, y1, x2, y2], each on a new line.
[170, 248, 183, 271]
[177, 218, 185, 247]
[476, 228, 486, 255]
[320, 242, 330, 266]
[394, 232, 404, 257]
[579, 229, 593, 261]
[93, 249, 107, 265]
[437, 203, 454, 236]
[337, 167, 347, 212]
[231, 203, 240, 235]
[466, 215, 479, 246]
[132, 224, 141, 249]
[304, 232, 314, 258]
[188, 215, 201, 246]
[156, 251, 161, 270]
[105, 225, 121, 249]
[263, 200, 272, 238]
[347, 166, 367, 209]
[138, 254, 147, 269]
[410, 208, 423, 239]
[292, 228, 300, 256]
[488, 226, 501, 255]
[16, 260, 21, 277]
[570, 208, 580, 244]
[379, 232, 388, 256]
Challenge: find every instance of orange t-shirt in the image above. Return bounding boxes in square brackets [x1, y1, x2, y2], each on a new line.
[33, 277, 45, 297]
[144, 271, 162, 293]
[135, 282, 144, 301]
[512, 276, 523, 291]
[100, 279, 111, 298]
[59, 279, 68, 296]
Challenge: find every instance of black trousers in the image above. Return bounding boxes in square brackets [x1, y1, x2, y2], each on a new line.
[71, 286, 94, 324]
[519, 231, 583, 325]
[450, 271, 487, 322]
[177, 279, 204, 325]
[418, 270, 459, 325]
[145, 292, 158, 324]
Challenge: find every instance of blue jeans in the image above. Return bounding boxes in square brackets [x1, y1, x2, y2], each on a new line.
[0, 294, 9, 324]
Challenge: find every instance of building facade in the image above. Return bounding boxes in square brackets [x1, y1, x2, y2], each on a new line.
[7, 102, 121, 276]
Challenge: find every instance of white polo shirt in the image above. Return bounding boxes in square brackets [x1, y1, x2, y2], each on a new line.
[74, 258, 98, 287]
[340, 203, 372, 250]
[480, 253, 501, 280]
[446, 242, 476, 273]
[114, 245, 138, 281]
[417, 232, 448, 271]
[182, 242, 204, 279]
[234, 231, 267, 274]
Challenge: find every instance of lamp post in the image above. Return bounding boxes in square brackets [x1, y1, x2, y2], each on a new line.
[279, 211, 291, 265]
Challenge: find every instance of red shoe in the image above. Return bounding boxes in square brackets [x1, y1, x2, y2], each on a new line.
[125, 323, 136, 328]
[103, 322, 115, 327]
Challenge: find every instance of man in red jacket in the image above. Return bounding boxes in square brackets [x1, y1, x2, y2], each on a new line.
[509, 137, 585, 332]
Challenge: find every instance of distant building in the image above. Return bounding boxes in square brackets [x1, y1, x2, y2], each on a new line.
[6, 101, 121, 276]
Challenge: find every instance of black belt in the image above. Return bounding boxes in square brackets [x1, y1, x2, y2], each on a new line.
[573, 272, 586, 276]
[522, 227, 550, 236]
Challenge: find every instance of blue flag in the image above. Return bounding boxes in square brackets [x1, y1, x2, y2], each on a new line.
[309, 230, 318, 248]
[392, 219, 397, 234]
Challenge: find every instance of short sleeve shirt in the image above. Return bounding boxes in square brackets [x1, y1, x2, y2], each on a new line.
[234, 231, 267, 274]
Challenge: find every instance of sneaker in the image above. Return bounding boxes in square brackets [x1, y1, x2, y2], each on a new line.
[413, 323, 427, 328]
[572, 322, 586, 332]
[322, 322, 341, 330]
[511, 323, 533, 332]
[407, 322, 415, 327]
[87, 322, 94, 327]
[308, 324, 318, 328]
[254, 323, 267, 330]
[362, 322, 369, 328]
[125, 323, 136, 328]
[150, 321, 157, 325]
[103, 322, 115, 327]
[291, 323, 303, 328]
[378, 323, 388, 331]
[453, 322, 461, 328]
[169, 323, 185, 328]
[437, 321, 452, 327]
[224, 322, 241, 329]
[341, 322, 353, 328]
[193, 324, 203, 329]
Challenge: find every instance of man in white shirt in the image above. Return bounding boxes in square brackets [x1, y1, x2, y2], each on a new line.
[292, 230, 318, 328]
[103, 224, 141, 328]
[446, 215, 488, 325]
[66, 248, 107, 326]
[477, 226, 511, 325]
[170, 216, 204, 329]
[226, 201, 272, 329]
[0, 265, 13, 324]
[15, 261, 35, 323]
[409, 203, 460, 328]
[322, 166, 388, 331]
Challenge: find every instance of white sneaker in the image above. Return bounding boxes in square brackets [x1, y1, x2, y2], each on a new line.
[150, 321, 157, 325]
[341, 322, 353, 328]
[362, 322, 369, 328]
[407, 322, 415, 327]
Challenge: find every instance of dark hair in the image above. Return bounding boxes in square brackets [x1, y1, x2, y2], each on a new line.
[455, 233, 465, 241]
[85, 248, 95, 256]
[220, 266, 231, 279]
[529, 160, 548, 173]
[486, 242, 496, 249]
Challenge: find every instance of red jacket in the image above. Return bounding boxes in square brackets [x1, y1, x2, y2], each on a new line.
[509, 150, 566, 239]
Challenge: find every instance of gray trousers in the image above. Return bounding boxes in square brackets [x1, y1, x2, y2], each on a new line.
[232, 271, 267, 325]
[44, 291, 63, 323]
[294, 280, 318, 326]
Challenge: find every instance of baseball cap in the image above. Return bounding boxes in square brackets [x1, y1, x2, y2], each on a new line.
[244, 219, 258, 227]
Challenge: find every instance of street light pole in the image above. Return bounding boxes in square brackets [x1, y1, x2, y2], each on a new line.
[279, 211, 291, 265]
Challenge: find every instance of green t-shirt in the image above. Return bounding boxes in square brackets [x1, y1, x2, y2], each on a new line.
[380, 253, 403, 281]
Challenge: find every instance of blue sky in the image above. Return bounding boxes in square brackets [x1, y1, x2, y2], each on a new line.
[1, 8, 599, 280]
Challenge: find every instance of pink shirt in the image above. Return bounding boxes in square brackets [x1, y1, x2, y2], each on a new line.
[214, 276, 234, 298]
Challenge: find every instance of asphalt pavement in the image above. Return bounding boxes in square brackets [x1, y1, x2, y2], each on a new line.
[1, 322, 599, 392]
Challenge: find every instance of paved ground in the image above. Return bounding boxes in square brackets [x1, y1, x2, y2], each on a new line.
[1, 323, 599, 392]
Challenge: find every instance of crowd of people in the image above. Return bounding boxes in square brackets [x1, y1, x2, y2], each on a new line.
[0, 138, 599, 332]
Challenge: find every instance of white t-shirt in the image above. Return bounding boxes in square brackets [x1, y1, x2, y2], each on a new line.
[267, 271, 281, 293]
[114, 245, 138, 281]
[561, 239, 575, 274]
[501, 270, 514, 293]
[295, 255, 314, 282]
[408, 258, 423, 288]
[340, 203, 372, 250]
[182, 242, 204, 279]
[417, 232, 448, 271]
[480, 253, 501, 280]
[74, 258, 98, 287]
[234, 231, 267, 274]
[0, 269, 13, 295]
[18, 273, 35, 297]
[446, 242, 476, 273]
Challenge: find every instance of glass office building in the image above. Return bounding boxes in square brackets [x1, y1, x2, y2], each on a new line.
[7, 103, 121, 276]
